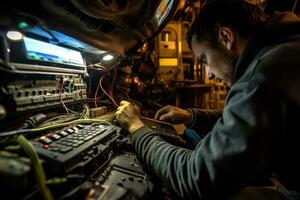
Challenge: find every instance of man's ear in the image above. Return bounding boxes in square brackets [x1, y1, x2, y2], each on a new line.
[218, 26, 235, 50]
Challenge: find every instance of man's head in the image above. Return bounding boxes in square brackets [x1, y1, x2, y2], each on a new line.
[187, 0, 268, 85]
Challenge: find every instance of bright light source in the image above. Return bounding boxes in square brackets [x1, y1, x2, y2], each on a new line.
[102, 54, 114, 61]
[6, 31, 23, 41]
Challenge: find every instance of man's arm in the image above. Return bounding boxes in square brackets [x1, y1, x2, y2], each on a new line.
[130, 82, 284, 199]
[185, 108, 222, 136]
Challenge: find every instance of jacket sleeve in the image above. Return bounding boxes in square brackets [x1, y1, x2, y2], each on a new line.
[185, 108, 223, 136]
[131, 81, 285, 199]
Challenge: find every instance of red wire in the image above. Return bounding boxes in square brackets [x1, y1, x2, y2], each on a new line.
[91, 65, 120, 108]
[99, 75, 119, 107]
[92, 67, 108, 108]
[94, 76, 102, 108]
[109, 68, 118, 97]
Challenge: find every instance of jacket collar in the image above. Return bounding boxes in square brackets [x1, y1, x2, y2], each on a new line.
[233, 13, 300, 83]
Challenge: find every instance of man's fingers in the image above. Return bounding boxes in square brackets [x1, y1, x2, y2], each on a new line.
[120, 100, 129, 106]
[155, 108, 167, 120]
[118, 101, 131, 112]
[155, 105, 172, 120]
[159, 112, 173, 122]
[115, 110, 121, 117]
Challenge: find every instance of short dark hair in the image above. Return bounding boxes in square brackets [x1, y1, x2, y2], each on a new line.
[187, 0, 268, 48]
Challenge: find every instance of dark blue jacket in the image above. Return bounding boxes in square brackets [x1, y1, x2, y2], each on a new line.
[131, 13, 300, 199]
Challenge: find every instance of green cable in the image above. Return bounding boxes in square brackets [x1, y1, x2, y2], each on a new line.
[32, 119, 111, 133]
[16, 135, 54, 200]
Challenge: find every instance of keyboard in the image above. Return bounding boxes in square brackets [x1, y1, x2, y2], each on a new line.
[31, 124, 121, 175]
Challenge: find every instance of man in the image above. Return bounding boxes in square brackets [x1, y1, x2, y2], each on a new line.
[116, 0, 300, 199]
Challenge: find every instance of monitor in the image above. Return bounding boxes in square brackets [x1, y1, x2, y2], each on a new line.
[24, 37, 85, 68]
[8, 36, 86, 75]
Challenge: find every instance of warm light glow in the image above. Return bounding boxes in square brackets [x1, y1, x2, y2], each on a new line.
[6, 31, 23, 41]
[102, 54, 114, 61]
[159, 58, 178, 66]
[40, 136, 46, 140]
[133, 76, 139, 84]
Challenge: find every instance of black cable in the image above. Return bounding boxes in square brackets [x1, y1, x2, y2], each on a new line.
[20, 114, 47, 129]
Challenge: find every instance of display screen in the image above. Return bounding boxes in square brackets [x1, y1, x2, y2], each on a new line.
[154, 0, 174, 26]
[23, 37, 85, 69]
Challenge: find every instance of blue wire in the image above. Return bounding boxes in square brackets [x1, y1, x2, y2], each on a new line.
[0, 129, 31, 137]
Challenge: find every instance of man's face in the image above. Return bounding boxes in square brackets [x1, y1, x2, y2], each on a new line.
[191, 36, 237, 86]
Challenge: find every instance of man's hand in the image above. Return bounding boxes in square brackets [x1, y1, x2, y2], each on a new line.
[155, 105, 192, 125]
[115, 101, 145, 133]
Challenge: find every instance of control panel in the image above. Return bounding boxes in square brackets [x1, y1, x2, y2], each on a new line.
[1, 78, 87, 113]
[31, 124, 121, 176]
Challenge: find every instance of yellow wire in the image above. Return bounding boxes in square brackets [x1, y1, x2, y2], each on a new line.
[80, 103, 90, 119]
[31, 119, 111, 133]
[16, 135, 54, 200]
[84, 104, 90, 119]
[40, 116, 78, 128]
